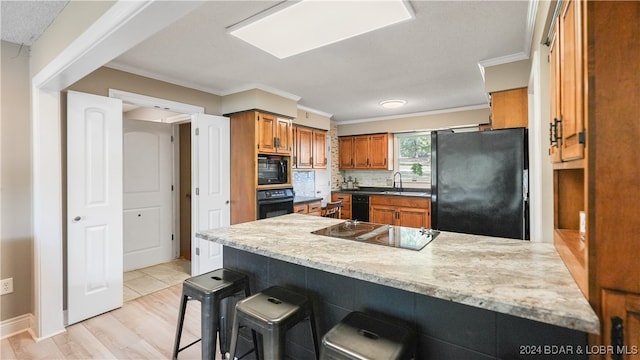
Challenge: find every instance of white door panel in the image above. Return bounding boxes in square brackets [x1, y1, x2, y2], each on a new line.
[192, 114, 230, 275]
[67, 91, 123, 325]
[123, 120, 173, 271]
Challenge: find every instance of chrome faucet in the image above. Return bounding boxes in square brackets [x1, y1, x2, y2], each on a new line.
[393, 171, 403, 192]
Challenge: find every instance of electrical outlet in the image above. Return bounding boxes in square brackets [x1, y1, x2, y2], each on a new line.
[1, 278, 14, 295]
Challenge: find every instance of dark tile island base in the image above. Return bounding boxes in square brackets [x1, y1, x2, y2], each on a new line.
[223, 246, 587, 360]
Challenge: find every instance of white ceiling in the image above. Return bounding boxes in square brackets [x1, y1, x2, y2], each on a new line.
[3, 1, 535, 123]
[1, 0, 68, 46]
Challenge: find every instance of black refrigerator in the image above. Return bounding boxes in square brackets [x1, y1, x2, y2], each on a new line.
[431, 128, 529, 240]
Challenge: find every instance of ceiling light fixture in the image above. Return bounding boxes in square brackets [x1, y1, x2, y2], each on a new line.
[379, 99, 407, 109]
[228, 0, 415, 59]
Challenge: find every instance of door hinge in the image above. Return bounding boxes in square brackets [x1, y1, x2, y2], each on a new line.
[196, 248, 200, 256]
[171, 185, 174, 191]
[196, 188, 200, 195]
[170, 135, 174, 142]
[578, 130, 586, 145]
[195, 128, 200, 136]
[171, 234, 174, 240]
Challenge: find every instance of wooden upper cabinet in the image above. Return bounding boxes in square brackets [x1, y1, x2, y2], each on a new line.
[294, 125, 326, 169]
[490, 87, 528, 129]
[557, 0, 585, 162]
[340, 133, 391, 170]
[257, 113, 277, 152]
[257, 112, 292, 154]
[549, 26, 562, 163]
[312, 130, 327, 168]
[547, 0, 586, 164]
[353, 135, 370, 168]
[338, 137, 355, 169]
[275, 117, 292, 154]
[369, 134, 390, 169]
[296, 126, 313, 168]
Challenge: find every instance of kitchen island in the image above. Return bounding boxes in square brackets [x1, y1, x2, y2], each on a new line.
[197, 214, 598, 359]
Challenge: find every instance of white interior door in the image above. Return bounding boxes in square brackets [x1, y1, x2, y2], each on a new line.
[67, 91, 123, 325]
[191, 114, 230, 275]
[123, 119, 173, 271]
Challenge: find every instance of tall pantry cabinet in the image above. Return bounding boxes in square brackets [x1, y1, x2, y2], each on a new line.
[549, 0, 640, 354]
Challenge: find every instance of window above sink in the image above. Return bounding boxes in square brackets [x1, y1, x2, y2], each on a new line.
[394, 131, 431, 188]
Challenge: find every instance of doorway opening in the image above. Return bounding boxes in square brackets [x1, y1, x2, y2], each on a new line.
[111, 88, 206, 283]
[121, 102, 192, 274]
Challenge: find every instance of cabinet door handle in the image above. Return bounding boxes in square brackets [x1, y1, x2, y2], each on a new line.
[611, 316, 624, 360]
[555, 116, 563, 145]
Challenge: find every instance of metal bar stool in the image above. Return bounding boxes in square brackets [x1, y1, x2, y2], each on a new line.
[228, 286, 320, 360]
[172, 268, 259, 360]
[320, 311, 416, 360]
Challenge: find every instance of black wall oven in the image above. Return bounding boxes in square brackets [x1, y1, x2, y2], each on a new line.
[257, 188, 294, 219]
[258, 156, 289, 185]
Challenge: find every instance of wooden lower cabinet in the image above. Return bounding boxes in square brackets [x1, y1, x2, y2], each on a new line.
[308, 201, 322, 216]
[331, 193, 352, 220]
[601, 290, 640, 359]
[294, 203, 307, 214]
[294, 201, 322, 216]
[369, 196, 431, 229]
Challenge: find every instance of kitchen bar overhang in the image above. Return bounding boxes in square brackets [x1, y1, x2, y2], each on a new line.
[197, 214, 599, 335]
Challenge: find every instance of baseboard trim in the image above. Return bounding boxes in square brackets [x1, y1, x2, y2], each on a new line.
[1, 313, 34, 340]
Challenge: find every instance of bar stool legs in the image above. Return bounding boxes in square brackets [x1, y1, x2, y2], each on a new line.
[172, 268, 254, 360]
[228, 286, 319, 360]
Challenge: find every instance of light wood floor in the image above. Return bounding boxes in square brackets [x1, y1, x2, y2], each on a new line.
[2, 261, 225, 360]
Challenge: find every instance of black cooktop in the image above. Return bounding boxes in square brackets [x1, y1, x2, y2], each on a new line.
[311, 221, 439, 251]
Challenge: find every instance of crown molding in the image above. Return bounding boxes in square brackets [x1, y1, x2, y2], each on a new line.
[337, 104, 489, 125]
[297, 104, 333, 119]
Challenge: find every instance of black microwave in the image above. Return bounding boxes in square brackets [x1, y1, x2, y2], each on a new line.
[258, 156, 289, 185]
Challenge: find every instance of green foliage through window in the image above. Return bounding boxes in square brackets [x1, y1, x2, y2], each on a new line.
[395, 132, 431, 185]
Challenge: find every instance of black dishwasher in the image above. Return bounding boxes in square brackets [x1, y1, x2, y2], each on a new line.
[351, 194, 370, 222]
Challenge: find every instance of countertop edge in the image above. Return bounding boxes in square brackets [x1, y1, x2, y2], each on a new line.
[197, 231, 600, 334]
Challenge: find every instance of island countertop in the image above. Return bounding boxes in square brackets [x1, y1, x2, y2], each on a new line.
[196, 214, 599, 334]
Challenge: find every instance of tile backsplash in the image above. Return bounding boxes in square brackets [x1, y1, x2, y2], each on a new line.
[340, 170, 394, 187]
[293, 170, 316, 197]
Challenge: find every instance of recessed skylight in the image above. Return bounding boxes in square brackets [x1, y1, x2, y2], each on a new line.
[379, 99, 407, 109]
[228, 0, 415, 59]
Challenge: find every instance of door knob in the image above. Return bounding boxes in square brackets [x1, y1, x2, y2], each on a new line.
[72, 216, 82, 223]
[225, 200, 230, 204]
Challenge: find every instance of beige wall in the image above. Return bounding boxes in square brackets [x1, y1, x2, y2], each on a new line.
[1, 41, 33, 321]
[293, 109, 331, 130]
[484, 59, 532, 93]
[67, 67, 222, 114]
[337, 108, 490, 136]
[30, 1, 116, 77]
[221, 89, 298, 118]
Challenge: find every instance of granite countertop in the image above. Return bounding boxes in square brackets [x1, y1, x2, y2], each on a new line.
[197, 214, 599, 334]
[293, 196, 323, 204]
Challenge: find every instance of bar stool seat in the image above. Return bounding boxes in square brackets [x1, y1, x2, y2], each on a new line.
[173, 268, 258, 360]
[320, 311, 416, 360]
[228, 286, 320, 360]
